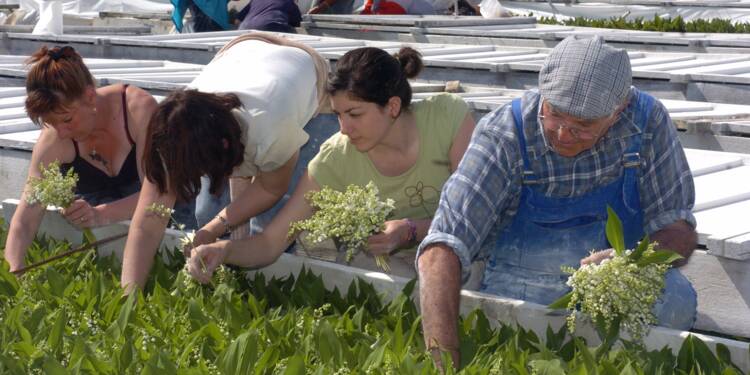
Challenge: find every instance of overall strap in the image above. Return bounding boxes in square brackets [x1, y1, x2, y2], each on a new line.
[121, 84, 135, 146]
[622, 90, 653, 169]
[511, 98, 538, 184]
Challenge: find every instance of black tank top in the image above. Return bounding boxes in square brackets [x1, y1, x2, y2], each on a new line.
[61, 85, 140, 201]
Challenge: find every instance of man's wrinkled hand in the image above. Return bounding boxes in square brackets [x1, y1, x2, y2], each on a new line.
[580, 249, 614, 266]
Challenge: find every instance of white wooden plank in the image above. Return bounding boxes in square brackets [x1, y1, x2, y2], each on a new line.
[695, 200, 750, 256]
[81, 60, 166, 69]
[659, 99, 715, 113]
[630, 56, 696, 68]
[89, 67, 204, 74]
[302, 41, 367, 49]
[0, 107, 28, 121]
[428, 50, 538, 61]
[640, 56, 750, 72]
[0, 129, 39, 145]
[724, 231, 750, 260]
[684, 148, 745, 177]
[672, 60, 750, 75]
[418, 45, 496, 57]
[0, 96, 25, 110]
[0, 88, 26, 98]
[693, 165, 750, 212]
[0, 118, 35, 135]
[471, 53, 548, 63]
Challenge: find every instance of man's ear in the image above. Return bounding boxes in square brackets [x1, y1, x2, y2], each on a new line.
[222, 138, 229, 149]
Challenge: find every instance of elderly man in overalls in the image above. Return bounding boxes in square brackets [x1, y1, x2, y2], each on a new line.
[417, 36, 698, 365]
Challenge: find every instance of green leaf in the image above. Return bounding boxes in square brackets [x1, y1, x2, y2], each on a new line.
[574, 337, 596, 373]
[47, 310, 67, 354]
[629, 235, 650, 262]
[46, 267, 66, 297]
[42, 358, 69, 375]
[548, 292, 573, 310]
[282, 355, 306, 375]
[594, 316, 621, 360]
[636, 250, 683, 267]
[530, 359, 566, 375]
[606, 207, 625, 256]
[619, 361, 638, 375]
[107, 291, 136, 340]
[220, 330, 259, 375]
[82, 228, 96, 245]
[0, 263, 20, 296]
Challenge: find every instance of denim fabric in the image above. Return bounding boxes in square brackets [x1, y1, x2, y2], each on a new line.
[419, 90, 697, 330]
[194, 114, 340, 236]
[195, 176, 230, 228]
[656, 268, 698, 330]
[420, 88, 696, 279]
[483, 96, 646, 303]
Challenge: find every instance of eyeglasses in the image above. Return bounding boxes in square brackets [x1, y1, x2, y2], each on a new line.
[538, 112, 620, 141]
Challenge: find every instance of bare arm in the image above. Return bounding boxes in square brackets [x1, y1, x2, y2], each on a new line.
[5, 191, 47, 272]
[651, 220, 696, 267]
[418, 243, 462, 368]
[188, 171, 318, 282]
[120, 178, 175, 292]
[200, 151, 299, 242]
[4, 129, 69, 272]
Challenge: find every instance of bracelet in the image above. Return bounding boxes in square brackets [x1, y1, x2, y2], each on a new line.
[215, 214, 231, 235]
[404, 218, 417, 246]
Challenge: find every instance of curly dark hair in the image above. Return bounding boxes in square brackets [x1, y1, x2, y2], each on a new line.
[142, 90, 245, 202]
[327, 47, 423, 113]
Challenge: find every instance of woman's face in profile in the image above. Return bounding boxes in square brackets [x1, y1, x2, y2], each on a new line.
[330, 92, 394, 153]
[42, 99, 95, 142]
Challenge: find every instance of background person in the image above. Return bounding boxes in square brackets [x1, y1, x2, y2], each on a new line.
[186, 47, 475, 283]
[417, 36, 698, 366]
[236, 0, 302, 33]
[4, 46, 158, 273]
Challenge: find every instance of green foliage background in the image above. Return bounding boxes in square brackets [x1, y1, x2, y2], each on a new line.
[537, 15, 750, 34]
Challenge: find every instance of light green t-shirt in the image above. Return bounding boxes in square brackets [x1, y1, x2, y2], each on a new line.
[308, 93, 469, 221]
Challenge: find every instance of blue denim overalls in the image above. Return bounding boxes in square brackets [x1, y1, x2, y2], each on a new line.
[481, 93, 696, 330]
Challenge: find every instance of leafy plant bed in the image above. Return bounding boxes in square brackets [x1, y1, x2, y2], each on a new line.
[537, 15, 750, 34]
[0, 226, 747, 374]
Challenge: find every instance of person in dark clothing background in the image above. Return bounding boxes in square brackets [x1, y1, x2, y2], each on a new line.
[236, 0, 302, 33]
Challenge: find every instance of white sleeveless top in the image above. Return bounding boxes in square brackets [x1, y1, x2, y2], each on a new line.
[187, 39, 319, 177]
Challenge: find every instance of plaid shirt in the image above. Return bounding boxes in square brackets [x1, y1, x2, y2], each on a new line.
[419, 88, 696, 279]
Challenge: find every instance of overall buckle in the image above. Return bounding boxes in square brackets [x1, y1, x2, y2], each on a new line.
[622, 152, 641, 168]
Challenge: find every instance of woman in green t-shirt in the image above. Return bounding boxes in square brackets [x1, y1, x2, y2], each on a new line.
[186, 46, 475, 282]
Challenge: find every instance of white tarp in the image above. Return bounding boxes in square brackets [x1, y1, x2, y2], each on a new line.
[499, 1, 750, 23]
[14, 0, 172, 24]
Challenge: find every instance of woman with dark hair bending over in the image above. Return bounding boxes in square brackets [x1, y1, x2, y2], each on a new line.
[120, 33, 330, 291]
[186, 46, 475, 282]
[3, 46, 158, 273]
